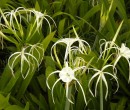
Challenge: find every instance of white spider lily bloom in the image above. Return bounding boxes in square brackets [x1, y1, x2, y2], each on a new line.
[88, 64, 119, 100]
[51, 38, 79, 61]
[119, 43, 130, 57]
[99, 39, 118, 59]
[46, 62, 87, 105]
[114, 43, 130, 82]
[1, 7, 54, 29]
[0, 7, 56, 40]
[0, 7, 26, 36]
[30, 10, 56, 33]
[51, 29, 91, 67]
[8, 44, 43, 79]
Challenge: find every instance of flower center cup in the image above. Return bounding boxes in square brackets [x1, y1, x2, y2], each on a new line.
[59, 67, 74, 83]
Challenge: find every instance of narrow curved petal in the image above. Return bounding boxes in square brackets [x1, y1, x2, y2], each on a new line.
[102, 74, 108, 100]
[88, 72, 100, 97]
[8, 53, 21, 77]
[75, 78, 87, 105]
[51, 78, 61, 103]
[104, 72, 119, 93]
[95, 74, 101, 97]
[21, 55, 31, 79]
[24, 52, 39, 67]
[45, 15, 57, 28]
[46, 70, 60, 89]
[101, 64, 114, 71]
[43, 17, 52, 33]
[113, 56, 121, 69]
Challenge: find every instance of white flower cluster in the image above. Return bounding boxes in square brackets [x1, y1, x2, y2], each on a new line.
[46, 27, 130, 105]
[47, 27, 90, 105]
[0, 7, 53, 78]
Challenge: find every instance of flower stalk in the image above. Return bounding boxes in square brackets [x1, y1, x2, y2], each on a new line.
[100, 78, 103, 110]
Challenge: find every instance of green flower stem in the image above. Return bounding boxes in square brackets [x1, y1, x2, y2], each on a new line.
[100, 78, 103, 110]
[65, 86, 72, 110]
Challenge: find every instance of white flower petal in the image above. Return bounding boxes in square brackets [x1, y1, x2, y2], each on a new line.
[51, 79, 61, 103]
[46, 70, 60, 89]
[75, 78, 87, 105]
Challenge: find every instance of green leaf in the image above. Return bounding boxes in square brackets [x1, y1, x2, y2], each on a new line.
[79, 1, 89, 17]
[45, 57, 56, 109]
[58, 18, 66, 35]
[16, 66, 36, 100]
[52, 11, 77, 23]
[0, 64, 12, 90]
[116, 97, 127, 110]
[5, 105, 23, 110]
[35, 1, 41, 11]
[24, 102, 29, 110]
[37, 74, 47, 92]
[0, 31, 18, 45]
[0, 94, 10, 109]
[3, 69, 21, 93]
[83, 5, 100, 20]
[75, 74, 88, 110]
[0, 0, 10, 8]
[115, 0, 127, 20]
[29, 93, 48, 110]
[5, 102, 29, 110]
[39, 94, 49, 110]
[110, 97, 127, 110]
[29, 93, 40, 106]
[41, 31, 56, 51]
[78, 51, 103, 69]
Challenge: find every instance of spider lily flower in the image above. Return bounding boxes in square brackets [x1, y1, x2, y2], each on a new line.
[1, 7, 56, 32]
[113, 43, 130, 82]
[99, 39, 118, 60]
[46, 62, 87, 105]
[0, 7, 56, 44]
[30, 9, 56, 33]
[51, 27, 91, 67]
[88, 64, 119, 100]
[0, 7, 26, 36]
[8, 44, 43, 79]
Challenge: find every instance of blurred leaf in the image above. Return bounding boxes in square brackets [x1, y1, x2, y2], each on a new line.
[78, 51, 103, 69]
[41, 31, 56, 51]
[37, 74, 47, 92]
[116, 97, 127, 110]
[83, 5, 100, 20]
[75, 74, 88, 110]
[0, 0, 10, 8]
[110, 97, 127, 110]
[0, 94, 10, 109]
[39, 94, 49, 110]
[24, 102, 29, 110]
[5, 105, 23, 110]
[58, 18, 66, 35]
[35, 1, 40, 11]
